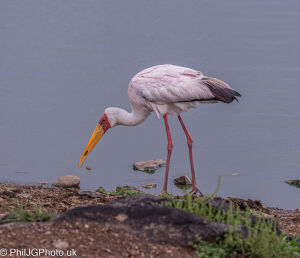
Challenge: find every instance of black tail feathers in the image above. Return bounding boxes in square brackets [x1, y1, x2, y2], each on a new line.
[230, 89, 241, 97]
[229, 89, 241, 102]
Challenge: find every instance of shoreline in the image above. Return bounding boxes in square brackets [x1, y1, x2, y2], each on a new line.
[0, 183, 299, 257]
[0, 182, 299, 236]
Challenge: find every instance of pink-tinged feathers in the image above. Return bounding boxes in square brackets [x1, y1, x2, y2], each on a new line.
[128, 64, 239, 117]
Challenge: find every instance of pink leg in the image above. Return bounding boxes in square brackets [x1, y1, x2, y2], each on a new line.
[178, 115, 203, 196]
[162, 114, 173, 194]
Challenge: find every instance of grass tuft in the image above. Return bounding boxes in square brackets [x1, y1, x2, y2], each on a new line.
[97, 186, 142, 197]
[1, 202, 56, 223]
[162, 178, 300, 258]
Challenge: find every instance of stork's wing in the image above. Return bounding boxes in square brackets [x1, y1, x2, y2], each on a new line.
[131, 72, 236, 105]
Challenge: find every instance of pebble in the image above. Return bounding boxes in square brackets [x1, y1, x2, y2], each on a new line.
[52, 175, 80, 188]
[52, 239, 69, 249]
[104, 248, 113, 254]
[285, 179, 300, 188]
[6, 187, 18, 192]
[78, 190, 104, 198]
[16, 193, 31, 198]
[115, 213, 128, 222]
[174, 175, 192, 186]
[138, 183, 156, 189]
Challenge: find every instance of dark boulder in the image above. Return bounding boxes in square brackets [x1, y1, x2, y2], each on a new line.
[55, 195, 247, 246]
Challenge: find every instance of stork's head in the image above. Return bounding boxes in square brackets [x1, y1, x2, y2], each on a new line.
[78, 112, 112, 167]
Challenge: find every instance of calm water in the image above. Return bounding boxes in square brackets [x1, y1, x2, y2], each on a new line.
[1, 1, 300, 209]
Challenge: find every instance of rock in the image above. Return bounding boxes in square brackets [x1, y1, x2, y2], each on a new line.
[77, 190, 105, 198]
[138, 183, 157, 189]
[1, 190, 16, 198]
[104, 248, 113, 254]
[6, 187, 19, 192]
[285, 179, 300, 188]
[133, 159, 165, 173]
[53, 175, 80, 188]
[174, 176, 192, 186]
[115, 213, 128, 222]
[55, 195, 247, 246]
[16, 193, 31, 198]
[52, 239, 69, 249]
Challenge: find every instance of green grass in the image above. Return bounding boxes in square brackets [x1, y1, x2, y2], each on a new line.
[1, 203, 56, 223]
[163, 191, 300, 258]
[97, 186, 142, 197]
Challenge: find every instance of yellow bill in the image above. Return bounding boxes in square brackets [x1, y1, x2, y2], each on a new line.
[78, 124, 104, 167]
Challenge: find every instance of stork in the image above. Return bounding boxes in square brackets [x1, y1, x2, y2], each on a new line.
[78, 64, 241, 195]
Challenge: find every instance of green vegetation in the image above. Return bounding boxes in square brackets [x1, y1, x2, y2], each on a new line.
[163, 190, 300, 257]
[97, 186, 142, 197]
[1, 203, 56, 223]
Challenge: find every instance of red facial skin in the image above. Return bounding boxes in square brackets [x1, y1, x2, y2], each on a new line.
[98, 114, 111, 133]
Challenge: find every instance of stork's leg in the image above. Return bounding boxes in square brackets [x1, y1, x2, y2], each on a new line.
[162, 114, 173, 194]
[178, 115, 203, 196]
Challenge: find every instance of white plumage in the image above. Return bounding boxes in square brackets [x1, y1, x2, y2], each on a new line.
[128, 64, 235, 117]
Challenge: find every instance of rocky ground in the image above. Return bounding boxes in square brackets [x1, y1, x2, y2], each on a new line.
[0, 183, 299, 257]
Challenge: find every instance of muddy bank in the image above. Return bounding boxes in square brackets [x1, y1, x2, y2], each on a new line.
[0, 183, 299, 257]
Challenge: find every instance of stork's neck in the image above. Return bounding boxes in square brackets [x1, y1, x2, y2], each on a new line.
[108, 105, 151, 127]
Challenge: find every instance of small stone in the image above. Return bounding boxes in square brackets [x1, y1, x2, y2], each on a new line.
[53, 175, 80, 188]
[0, 197, 4, 202]
[104, 248, 113, 254]
[6, 187, 18, 192]
[138, 183, 157, 189]
[285, 179, 300, 188]
[1, 191, 16, 198]
[115, 213, 128, 222]
[16, 193, 31, 198]
[174, 175, 192, 186]
[133, 159, 165, 173]
[39, 181, 48, 185]
[85, 165, 92, 171]
[44, 231, 51, 235]
[129, 250, 139, 256]
[78, 190, 104, 198]
[53, 239, 69, 249]
[263, 213, 272, 219]
[84, 224, 89, 229]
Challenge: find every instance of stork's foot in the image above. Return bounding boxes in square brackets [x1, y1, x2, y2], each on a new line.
[189, 186, 203, 196]
[160, 190, 170, 196]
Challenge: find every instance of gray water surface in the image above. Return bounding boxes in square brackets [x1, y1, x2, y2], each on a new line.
[1, 1, 300, 209]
